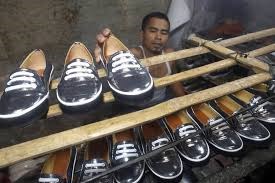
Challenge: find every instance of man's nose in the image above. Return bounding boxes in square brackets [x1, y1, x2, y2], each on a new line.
[155, 32, 162, 40]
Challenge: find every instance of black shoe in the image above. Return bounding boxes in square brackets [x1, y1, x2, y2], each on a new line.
[0, 49, 53, 127]
[186, 103, 243, 155]
[209, 96, 271, 144]
[56, 42, 102, 112]
[79, 137, 113, 183]
[38, 147, 77, 183]
[138, 119, 183, 180]
[100, 35, 154, 106]
[111, 129, 145, 183]
[164, 111, 210, 166]
[231, 90, 275, 124]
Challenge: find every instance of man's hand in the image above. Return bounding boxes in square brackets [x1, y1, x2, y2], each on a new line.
[94, 28, 111, 63]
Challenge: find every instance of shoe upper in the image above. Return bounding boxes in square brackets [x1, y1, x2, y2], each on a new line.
[233, 111, 271, 141]
[249, 96, 275, 123]
[172, 123, 210, 162]
[187, 107, 243, 153]
[0, 50, 53, 121]
[106, 51, 153, 96]
[39, 147, 77, 183]
[139, 120, 183, 179]
[101, 35, 153, 100]
[57, 58, 102, 107]
[206, 117, 243, 152]
[80, 137, 113, 183]
[111, 140, 144, 183]
[81, 159, 112, 183]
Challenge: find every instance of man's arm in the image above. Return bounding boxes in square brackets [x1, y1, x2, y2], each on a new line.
[166, 48, 187, 97]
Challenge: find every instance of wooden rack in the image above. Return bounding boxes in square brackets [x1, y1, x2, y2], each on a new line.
[0, 28, 274, 169]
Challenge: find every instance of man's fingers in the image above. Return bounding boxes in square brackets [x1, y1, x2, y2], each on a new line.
[94, 43, 101, 63]
[102, 28, 111, 36]
[96, 34, 105, 45]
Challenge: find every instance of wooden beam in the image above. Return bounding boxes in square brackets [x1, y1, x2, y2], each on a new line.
[0, 72, 271, 168]
[46, 44, 275, 118]
[189, 36, 270, 72]
[49, 28, 275, 90]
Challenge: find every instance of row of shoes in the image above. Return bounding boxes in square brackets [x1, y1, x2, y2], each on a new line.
[38, 116, 208, 183]
[38, 95, 273, 183]
[0, 35, 154, 126]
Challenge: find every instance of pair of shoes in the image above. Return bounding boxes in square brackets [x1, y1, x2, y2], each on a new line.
[57, 35, 154, 112]
[81, 130, 145, 183]
[209, 95, 271, 145]
[38, 147, 77, 183]
[186, 103, 244, 156]
[84, 124, 183, 182]
[164, 110, 210, 166]
[137, 119, 183, 180]
[0, 50, 54, 127]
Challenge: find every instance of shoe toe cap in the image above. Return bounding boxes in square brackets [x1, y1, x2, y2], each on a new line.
[114, 161, 144, 183]
[147, 148, 183, 179]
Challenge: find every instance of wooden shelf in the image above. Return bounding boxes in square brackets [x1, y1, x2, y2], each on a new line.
[0, 28, 274, 169]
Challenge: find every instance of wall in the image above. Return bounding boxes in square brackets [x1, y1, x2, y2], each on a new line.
[0, 0, 170, 79]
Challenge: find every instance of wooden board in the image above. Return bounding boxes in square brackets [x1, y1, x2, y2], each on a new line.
[189, 36, 270, 72]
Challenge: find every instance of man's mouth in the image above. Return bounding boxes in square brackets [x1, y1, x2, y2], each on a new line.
[152, 43, 163, 50]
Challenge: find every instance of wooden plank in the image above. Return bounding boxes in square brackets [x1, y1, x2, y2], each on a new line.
[0, 72, 271, 168]
[47, 44, 275, 118]
[189, 36, 270, 72]
[49, 28, 275, 90]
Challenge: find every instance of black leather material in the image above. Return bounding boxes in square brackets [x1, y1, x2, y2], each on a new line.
[57, 58, 102, 112]
[165, 121, 210, 166]
[186, 107, 243, 155]
[111, 138, 145, 183]
[209, 100, 271, 143]
[138, 120, 183, 180]
[0, 62, 53, 127]
[80, 159, 112, 183]
[230, 94, 275, 124]
[104, 51, 154, 106]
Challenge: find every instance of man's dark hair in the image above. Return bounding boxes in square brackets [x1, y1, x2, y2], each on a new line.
[141, 12, 170, 31]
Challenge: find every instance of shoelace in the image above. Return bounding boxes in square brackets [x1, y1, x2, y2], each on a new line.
[115, 143, 138, 160]
[250, 96, 271, 116]
[236, 112, 255, 123]
[5, 70, 37, 92]
[111, 52, 141, 73]
[64, 60, 95, 81]
[38, 177, 60, 183]
[208, 118, 230, 138]
[151, 138, 169, 151]
[84, 162, 107, 175]
[178, 125, 197, 147]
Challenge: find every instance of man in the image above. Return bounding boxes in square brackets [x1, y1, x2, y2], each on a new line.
[95, 12, 186, 107]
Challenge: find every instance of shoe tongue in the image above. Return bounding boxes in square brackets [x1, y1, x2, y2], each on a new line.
[67, 58, 91, 66]
[12, 68, 39, 76]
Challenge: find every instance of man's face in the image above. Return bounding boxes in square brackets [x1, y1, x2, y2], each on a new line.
[141, 17, 169, 54]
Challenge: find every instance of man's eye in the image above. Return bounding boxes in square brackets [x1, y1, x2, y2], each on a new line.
[150, 30, 157, 33]
[161, 31, 169, 35]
